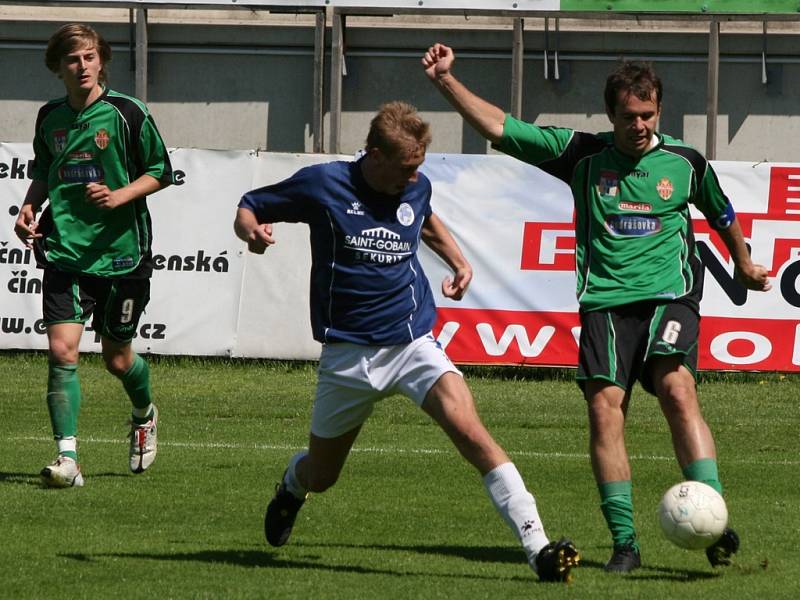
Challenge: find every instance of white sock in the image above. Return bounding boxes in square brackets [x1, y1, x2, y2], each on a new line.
[132, 404, 154, 420]
[483, 462, 549, 564]
[283, 449, 309, 499]
[56, 436, 77, 455]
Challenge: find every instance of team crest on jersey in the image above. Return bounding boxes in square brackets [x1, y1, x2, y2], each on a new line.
[396, 202, 414, 226]
[596, 170, 619, 197]
[52, 129, 67, 153]
[656, 177, 673, 200]
[94, 128, 110, 150]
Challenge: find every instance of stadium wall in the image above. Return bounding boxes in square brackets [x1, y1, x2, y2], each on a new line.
[0, 5, 799, 161]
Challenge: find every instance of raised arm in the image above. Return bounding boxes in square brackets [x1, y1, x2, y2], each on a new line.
[717, 219, 771, 291]
[421, 212, 473, 301]
[422, 42, 506, 144]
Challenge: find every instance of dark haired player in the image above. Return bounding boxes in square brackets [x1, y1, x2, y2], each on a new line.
[423, 42, 771, 572]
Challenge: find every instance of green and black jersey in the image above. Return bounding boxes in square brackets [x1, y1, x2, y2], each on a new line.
[31, 87, 172, 278]
[496, 116, 735, 312]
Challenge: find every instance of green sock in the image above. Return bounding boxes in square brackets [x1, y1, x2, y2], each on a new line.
[47, 363, 81, 460]
[119, 354, 153, 422]
[682, 458, 723, 495]
[599, 480, 639, 551]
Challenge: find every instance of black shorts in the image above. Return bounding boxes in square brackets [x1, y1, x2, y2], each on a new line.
[42, 268, 151, 343]
[576, 300, 699, 396]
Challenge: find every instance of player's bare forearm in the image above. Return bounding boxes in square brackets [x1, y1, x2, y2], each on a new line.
[718, 219, 772, 291]
[422, 213, 473, 299]
[14, 180, 48, 247]
[422, 42, 506, 144]
[234, 206, 274, 254]
[422, 213, 465, 269]
[234, 207, 259, 243]
[85, 174, 165, 210]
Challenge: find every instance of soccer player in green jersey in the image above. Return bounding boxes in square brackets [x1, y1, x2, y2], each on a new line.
[13, 23, 173, 487]
[422, 42, 772, 572]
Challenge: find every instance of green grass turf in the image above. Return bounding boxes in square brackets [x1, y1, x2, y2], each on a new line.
[0, 352, 797, 599]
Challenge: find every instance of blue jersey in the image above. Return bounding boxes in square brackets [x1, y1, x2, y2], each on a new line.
[239, 158, 437, 345]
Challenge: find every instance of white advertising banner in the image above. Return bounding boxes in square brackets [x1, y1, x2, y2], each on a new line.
[0, 144, 250, 356]
[421, 156, 800, 371]
[2, 143, 799, 370]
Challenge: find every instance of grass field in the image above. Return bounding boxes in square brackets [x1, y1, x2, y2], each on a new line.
[0, 351, 797, 599]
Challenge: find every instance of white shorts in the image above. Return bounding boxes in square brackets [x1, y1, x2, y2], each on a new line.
[311, 332, 462, 438]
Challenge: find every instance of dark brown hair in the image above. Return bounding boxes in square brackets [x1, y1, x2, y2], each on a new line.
[604, 60, 662, 116]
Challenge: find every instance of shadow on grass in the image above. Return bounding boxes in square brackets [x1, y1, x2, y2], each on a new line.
[61, 543, 720, 583]
[307, 541, 523, 564]
[0, 471, 42, 486]
[307, 542, 719, 581]
[0, 470, 131, 487]
[60, 549, 532, 582]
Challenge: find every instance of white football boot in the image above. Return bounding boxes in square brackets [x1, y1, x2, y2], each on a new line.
[129, 406, 158, 473]
[40, 455, 85, 488]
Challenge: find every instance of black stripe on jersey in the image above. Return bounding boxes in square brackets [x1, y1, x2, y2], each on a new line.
[660, 143, 708, 198]
[575, 157, 594, 300]
[102, 93, 147, 180]
[536, 131, 610, 184]
[35, 99, 66, 131]
[33, 99, 66, 171]
[660, 143, 707, 182]
[680, 217, 705, 311]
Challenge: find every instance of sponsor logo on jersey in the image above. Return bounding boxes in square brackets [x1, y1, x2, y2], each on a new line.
[94, 128, 110, 150]
[656, 177, 673, 200]
[68, 151, 94, 161]
[596, 170, 619, 197]
[618, 201, 652, 212]
[344, 226, 413, 264]
[52, 129, 67, 153]
[604, 215, 662, 237]
[112, 256, 136, 270]
[347, 201, 365, 216]
[397, 202, 415, 226]
[58, 163, 104, 183]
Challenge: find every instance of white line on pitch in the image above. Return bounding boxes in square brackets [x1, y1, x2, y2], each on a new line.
[8, 435, 799, 466]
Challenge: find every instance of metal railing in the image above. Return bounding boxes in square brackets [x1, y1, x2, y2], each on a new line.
[3, 1, 800, 157]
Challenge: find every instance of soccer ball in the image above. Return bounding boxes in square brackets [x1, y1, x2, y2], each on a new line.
[657, 481, 728, 550]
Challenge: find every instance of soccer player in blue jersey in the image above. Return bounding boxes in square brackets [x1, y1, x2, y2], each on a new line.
[422, 43, 771, 573]
[234, 101, 579, 582]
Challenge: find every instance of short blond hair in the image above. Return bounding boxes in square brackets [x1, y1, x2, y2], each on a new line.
[45, 23, 112, 83]
[366, 101, 432, 158]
